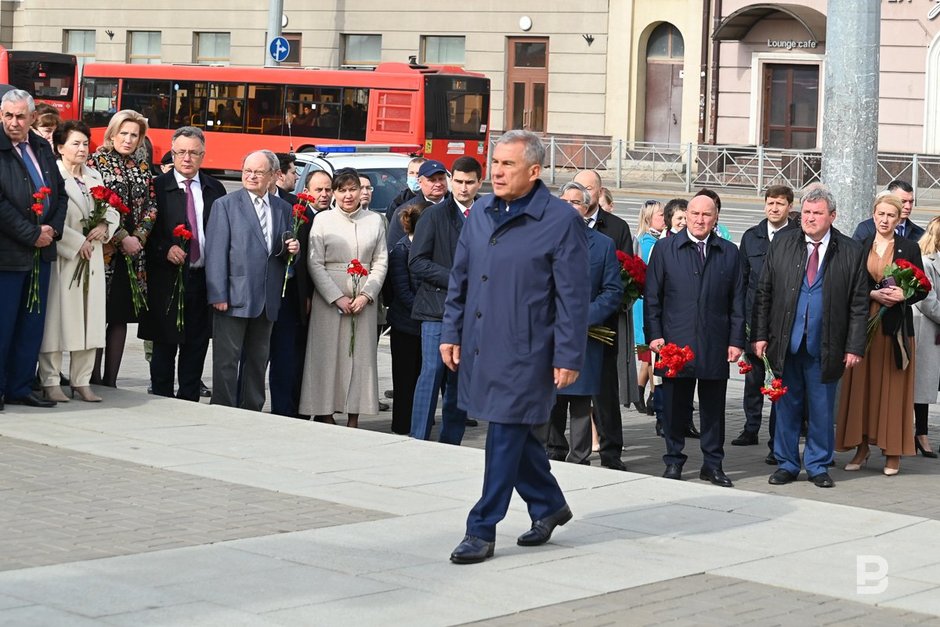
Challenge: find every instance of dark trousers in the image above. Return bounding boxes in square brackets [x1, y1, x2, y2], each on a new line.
[269, 279, 307, 417]
[150, 269, 211, 402]
[212, 311, 273, 411]
[0, 263, 50, 399]
[663, 377, 727, 471]
[592, 347, 624, 465]
[466, 422, 567, 542]
[743, 349, 777, 450]
[539, 395, 593, 464]
[390, 328, 421, 435]
[773, 344, 838, 477]
[915, 403, 930, 436]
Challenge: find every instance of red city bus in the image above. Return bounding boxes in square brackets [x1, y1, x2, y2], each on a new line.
[0, 47, 80, 119]
[80, 62, 490, 173]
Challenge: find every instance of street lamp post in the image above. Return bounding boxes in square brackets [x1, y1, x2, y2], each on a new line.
[264, 0, 285, 68]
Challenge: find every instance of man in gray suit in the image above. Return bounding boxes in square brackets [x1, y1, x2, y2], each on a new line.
[205, 150, 299, 411]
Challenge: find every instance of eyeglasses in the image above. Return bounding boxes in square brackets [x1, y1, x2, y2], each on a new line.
[361, 186, 374, 192]
[567, 199, 584, 206]
[173, 150, 205, 159]
[242, 169, 271, 178]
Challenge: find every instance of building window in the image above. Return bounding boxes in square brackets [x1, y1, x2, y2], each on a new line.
[422, 36, 465, 65]
[342, 34, 381, 66]
[282, 32, 302, 65]
[64, 29, 95, 71]
[128, 31, 161, 64]
[647, 23, 684, 60]
[195, 32, 231, 65]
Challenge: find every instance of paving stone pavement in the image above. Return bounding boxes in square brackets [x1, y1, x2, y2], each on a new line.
[2, 329, 939, 625]
[0, 436, 390, 571]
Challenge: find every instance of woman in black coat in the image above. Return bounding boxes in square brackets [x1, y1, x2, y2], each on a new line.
[386, 201, 429, 435]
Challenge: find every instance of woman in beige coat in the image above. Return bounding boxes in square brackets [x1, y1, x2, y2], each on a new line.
[300, 169, 388, 427]
[39, 121, 119, 402]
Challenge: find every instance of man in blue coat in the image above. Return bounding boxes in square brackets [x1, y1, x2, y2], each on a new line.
[645, 194, 745, 487]
[442, 130, 590, 564]
[539, 181, 623, 464]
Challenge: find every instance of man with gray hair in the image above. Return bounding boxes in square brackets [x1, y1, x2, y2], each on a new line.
[0, 89, 66, 409]
[205, 150, 299, 410]
[139, 126, 227, 402]
[442, 130, 590, 564]
[752, 183, 868, 488]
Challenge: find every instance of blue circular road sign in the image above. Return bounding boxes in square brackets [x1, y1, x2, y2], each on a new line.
[269, 36, 290, 63]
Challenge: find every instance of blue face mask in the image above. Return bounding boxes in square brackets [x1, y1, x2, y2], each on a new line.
[407, 176, 420, 193]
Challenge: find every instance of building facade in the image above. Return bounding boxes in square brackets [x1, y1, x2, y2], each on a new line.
[1, 1, 938, 155]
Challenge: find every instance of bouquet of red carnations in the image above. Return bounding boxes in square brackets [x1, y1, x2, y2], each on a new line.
[656, 342, 694, 377]
[166, 224, 192, 332]
[866, 258, 932, 347]
[615, 250, 647, 306]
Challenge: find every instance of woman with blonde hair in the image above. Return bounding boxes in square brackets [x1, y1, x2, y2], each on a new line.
[632, 200, 664, 414]
[86, 109, 158, 387]
[837, 192, 926, 475]
[912, 216, 940, 458]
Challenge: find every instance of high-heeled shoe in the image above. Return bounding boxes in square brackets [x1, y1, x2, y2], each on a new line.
[915, 437, 938, 459]
[884, 456, 900, 476]
[70, 386, 102, 402]
[42, 386, 69, 403]
[844, 449, 870, 471]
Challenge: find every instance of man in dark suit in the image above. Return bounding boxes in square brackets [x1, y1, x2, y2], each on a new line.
[645, 193, 745, 487]
[205, 150, 299, 411]
[409, 156, 482, 444]
[268, 152, 314, 418]
[541, 181, 623, 464]
[139, 126, 226, 402]
[733, 185, 796, 460]
[852, 179, 924, 242]
[443, 130, 589, 564]
[0, 89, 67, 409]
[573, 169, 634, 471]
[754, 183, 869, 488]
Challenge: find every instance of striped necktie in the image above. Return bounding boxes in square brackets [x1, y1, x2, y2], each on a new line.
[254, 196, 269, 252]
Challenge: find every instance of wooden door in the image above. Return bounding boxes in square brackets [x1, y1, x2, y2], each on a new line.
[762, 64, 819, 149]
[506, 37, 548, 132]
[644, 63, 683, 144]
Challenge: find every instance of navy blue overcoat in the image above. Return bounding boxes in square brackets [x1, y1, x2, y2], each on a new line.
[441, 181, 590, 424]
[564, 227, 623, 396]
[644, 229, 745, 379]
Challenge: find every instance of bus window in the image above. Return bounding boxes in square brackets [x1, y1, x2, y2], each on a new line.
[207, 83, 246, 132]
[171, 81, 209, 129]
[122, 79, 173, 129]
[81, 77, 118, 127]
[9, 55, 74, 101]
[247, 84, 284, 134]
[339, 88, 368, 141]
[424, 75, 489, 140]
[286, 86, 341, 139]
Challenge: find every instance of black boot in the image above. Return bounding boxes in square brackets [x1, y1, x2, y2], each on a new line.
[633, 385, 647, 413]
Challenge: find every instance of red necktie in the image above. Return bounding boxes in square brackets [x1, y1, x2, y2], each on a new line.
[806, 242, 821, 285]
[183, 179, 200, 263]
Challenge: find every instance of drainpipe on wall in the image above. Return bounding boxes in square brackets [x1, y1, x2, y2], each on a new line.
[708, 0, 722, 145]
[698, 0, 711, 144]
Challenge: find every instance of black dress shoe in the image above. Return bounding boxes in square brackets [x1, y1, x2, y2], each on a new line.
[663, 464, 682, 480]
[765, 451, 778, 465]
[700, 468, 733, 487]
[517, 504, 573, 546]
[199, 382, 212, 398]
[731, 430, 759, 446]
[465, 418, 478, 427]
[768, 468, 798, 485]
[808, 472, 835, 488]
[601, 459, 627, 472]
[546, 450, 567, 462]
[6, 392, 56, 408]
[685, 423, 701, 439]
[378, 400, 390, 411]
[450, 535, 495, 564]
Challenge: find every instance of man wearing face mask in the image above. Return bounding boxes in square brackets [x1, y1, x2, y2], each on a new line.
[387, 159, 450, 250]
[386, 156, 426, 221]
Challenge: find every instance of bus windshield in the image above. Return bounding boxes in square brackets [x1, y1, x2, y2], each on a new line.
[424, 74, 489, 141]
[9, 56, 75, 101]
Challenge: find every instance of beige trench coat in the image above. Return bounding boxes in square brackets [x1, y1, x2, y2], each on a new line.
[299, 207, 388, 415]
[40, 164, 119, 352]
[913, 253, 940, 404]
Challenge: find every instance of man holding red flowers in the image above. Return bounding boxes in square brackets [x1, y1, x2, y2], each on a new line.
[645, 192, 745, 487]
[752, 183, 869, 488]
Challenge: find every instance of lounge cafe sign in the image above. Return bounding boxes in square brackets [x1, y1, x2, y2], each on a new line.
[767, 39, 818, 50]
